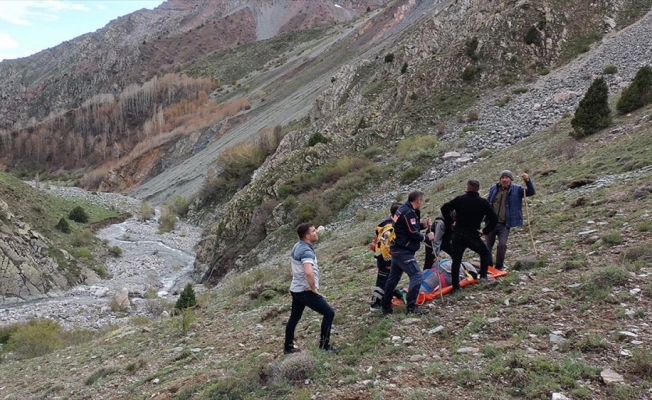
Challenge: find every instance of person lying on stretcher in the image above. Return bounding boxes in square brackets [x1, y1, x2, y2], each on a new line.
[394, 259, 479, 304]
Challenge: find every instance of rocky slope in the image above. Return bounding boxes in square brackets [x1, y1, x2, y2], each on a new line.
[191, 0, 652, 282]
[0, 198, 93, 302]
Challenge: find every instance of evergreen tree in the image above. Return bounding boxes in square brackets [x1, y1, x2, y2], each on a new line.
[571, 77, 612, 137]
[616, 65, 652, 114]
[175, 283, 197, 311]
[55, 217, 71, 233]
[68, 206, 89, 223]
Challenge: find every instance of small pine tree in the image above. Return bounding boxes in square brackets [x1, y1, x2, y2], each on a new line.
[175, 283, 197, 311]
[55, 217, 71, 233]
[571, 77, 612, 137]
[68, 206, 89, 223]
[616, 65, 652, 114]
[524, 25, 539, 45]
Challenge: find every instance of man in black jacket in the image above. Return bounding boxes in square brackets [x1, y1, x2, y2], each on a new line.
[381, 190, 435, 315]
[440, 180, 498, 291]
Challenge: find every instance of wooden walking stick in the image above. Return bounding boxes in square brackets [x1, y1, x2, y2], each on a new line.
[522, 182, 538, 257]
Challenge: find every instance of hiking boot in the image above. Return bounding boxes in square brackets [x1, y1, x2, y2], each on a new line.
[381, 307, 393, 316]
[406, 306, 429, 315]
[321, 344, 339, 354]
[369, 302, 383, 312]
[283, 346, 302, 355]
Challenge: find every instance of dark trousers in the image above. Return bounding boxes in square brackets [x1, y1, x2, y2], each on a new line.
[371, 257, 391, 304]
[381, 249, 423, 310]
[451, 232, 493, 289]
[284, 291, 335, 350]
[485, 223, 510, 269]
[423, 240, 453, 270]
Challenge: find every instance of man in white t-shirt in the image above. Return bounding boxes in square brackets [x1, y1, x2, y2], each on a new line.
[284, 222, 337, 354]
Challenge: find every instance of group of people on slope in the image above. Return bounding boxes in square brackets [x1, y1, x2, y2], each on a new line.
[283, 169, 534, 354]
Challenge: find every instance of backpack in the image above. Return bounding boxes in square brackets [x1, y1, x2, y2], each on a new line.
[372, 221, 396, 261]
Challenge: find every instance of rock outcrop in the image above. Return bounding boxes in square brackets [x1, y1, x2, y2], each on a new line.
[0, 199, 75, 302]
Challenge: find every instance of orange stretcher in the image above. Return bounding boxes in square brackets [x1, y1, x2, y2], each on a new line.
[392, 266, 508, 306]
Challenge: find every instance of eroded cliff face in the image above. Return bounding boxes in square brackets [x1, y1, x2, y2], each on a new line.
[192, 0, 644, 281]
[0, 199, 99, 303]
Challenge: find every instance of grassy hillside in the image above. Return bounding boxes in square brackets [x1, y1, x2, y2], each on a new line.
[1, 101, 650, 399]
[0, 173, 123, 281]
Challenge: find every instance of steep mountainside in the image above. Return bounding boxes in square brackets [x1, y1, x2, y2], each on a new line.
[0, 0, 385, 130]
[188, 0, 652, 282]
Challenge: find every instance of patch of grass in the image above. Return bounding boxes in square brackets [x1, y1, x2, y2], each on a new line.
[600, 230, 623, 245]
[628, 346, 652, 378]
[340, 318, 393, 365]
[396, 135, 439, 160]
[512, 86, 528, 94]
[85, 366, 121, 385]
[574, 334, 610, 353]
[620, 243, 652, 263]
[637, 220, 652, 232]
[574, 265, 629, 301]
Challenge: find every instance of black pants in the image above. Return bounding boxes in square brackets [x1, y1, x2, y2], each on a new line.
[451, 232, 493, 289]
[285, 291, 335, 350]
[423, 240, 453, 270]
[370, 257, 391, 304]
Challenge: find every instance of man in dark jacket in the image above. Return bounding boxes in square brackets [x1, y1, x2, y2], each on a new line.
[485, 170, 535, 270]
[381, 190, 435, 315]
[441, 180, 498, 291]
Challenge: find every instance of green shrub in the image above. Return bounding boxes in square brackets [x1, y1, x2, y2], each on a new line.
[600, 231, 623, 246]
[71, 229, 94, 247]
[0, 324, 19, 344]
[524, 25, 539, 45]
[571, 77, 612, 137]
[218, 141, 266, 188]
[465, 37, 479, 60]
[467, 110, 479, 122]
[158, 206, 177, 233]
[307, 132, 329, 147]
[175, 283, 197, 311]
[139, 202, 155, 220]
[384, 53, 395, 63]
[616, 65, 652, 114]
[400, 166, 424, 184]
[603, 64, 618, 74]
[461, 66, 478, 82]
[108, 246, 123, 257]
[94, 265, 110, 279]
[169, 194, 189, 218]
[68, 206, 89, 223]
[55, 217, 71, 233]
[5, 319, 64, 359]
[401, 62, 408, 74]
[71, 247, 93, 261]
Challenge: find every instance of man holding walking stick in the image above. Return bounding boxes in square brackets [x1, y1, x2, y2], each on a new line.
[485, 170, 536, 270]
